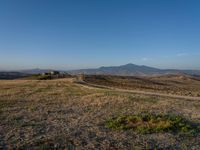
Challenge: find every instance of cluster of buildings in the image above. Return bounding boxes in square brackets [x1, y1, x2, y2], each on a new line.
[41, 71, 60, 76]
[40, 71, 72, 79]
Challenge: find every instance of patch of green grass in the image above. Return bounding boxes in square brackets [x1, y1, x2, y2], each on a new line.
[106, 113, 200, 135]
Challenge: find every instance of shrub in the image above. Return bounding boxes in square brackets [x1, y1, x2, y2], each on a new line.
[106, 113, 200, 135]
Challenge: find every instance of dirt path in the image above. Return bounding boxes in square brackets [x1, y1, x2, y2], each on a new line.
[75, 81, 200, 101]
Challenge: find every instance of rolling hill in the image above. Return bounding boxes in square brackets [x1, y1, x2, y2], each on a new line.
[1, 64, 200, 78]
[68, 63, 200, 76]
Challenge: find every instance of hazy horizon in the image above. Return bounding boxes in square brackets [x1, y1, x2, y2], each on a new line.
[0, 0, 200, 70]
[1, 63, 200, 72]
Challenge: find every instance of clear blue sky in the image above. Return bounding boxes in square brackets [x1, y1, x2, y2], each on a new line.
[0, 0, 200, 70]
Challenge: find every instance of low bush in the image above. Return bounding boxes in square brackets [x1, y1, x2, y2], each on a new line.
[106, 113, 200, 134]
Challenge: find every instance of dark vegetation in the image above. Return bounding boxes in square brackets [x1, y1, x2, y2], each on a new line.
[0, 71, 72, 80]
[24, 73, 72, 80]
[0, 72, 30, 80]
[106, 113, 200, 135]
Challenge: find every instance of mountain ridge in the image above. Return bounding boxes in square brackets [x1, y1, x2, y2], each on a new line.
[68, 63, 200, 76]
[1, 63, 200, 76]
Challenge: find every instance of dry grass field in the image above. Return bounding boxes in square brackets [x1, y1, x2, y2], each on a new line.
[84, 75, 200, 97]
[0, 78, 200, 149]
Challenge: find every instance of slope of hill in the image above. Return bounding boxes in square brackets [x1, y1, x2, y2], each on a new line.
[84, 74, 200, 97]
[68, 63, 200, 76]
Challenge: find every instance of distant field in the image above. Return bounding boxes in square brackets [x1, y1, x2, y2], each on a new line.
[84, 75, 200, 97]
[0, 78, 200, 149]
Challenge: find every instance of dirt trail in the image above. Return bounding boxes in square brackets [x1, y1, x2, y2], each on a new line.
[75, 81, 200, 101]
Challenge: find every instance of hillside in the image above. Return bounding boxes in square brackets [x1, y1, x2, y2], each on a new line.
[69, 63, 200, 76]
[84, 74, 200, 97]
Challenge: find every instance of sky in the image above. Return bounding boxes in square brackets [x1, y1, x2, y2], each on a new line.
[0, 0, 200, 70]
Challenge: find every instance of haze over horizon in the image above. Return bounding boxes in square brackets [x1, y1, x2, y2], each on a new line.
[0, 0, 200, 70]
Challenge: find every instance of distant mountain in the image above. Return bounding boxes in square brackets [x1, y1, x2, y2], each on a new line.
[0, 72, 30, 79]
[19, 68, 54, 74]
[1, 64, 200, 78]
[68, 63, 200, 76]
[0, 69, 68, 79]
[0, 69, 57, 79]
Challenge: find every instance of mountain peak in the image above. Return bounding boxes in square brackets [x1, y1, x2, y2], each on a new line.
[123, 63, 136, 66]
[69, 64, 200, 76]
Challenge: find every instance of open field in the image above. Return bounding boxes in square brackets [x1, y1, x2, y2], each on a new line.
[0, 78, 200, 149]
[84, 75, 200, 97]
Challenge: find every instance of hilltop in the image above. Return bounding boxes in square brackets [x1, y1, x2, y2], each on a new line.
[68, 63, 200, 76]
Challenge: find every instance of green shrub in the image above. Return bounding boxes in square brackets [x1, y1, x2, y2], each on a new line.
[106, 113, 200, 135]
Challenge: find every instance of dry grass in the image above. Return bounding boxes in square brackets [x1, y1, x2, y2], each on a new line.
[84, 75, 200, 97]
[0, 78, 200, 149]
